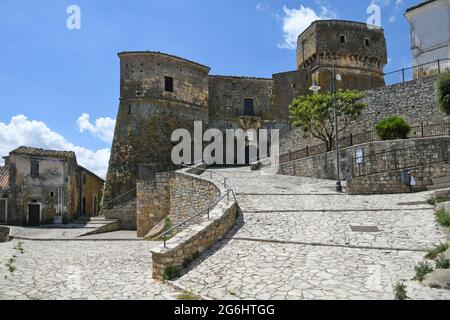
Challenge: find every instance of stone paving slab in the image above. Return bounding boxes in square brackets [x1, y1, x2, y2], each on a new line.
[174, 168, 450, 300]
[9, 226, 92, 240]
[0, 240, 178, 300]
[229, 209, 446, 251]
[176, 239, 450, 300]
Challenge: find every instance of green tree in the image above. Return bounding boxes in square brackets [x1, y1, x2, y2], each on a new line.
[436, 71, 450, 115]
[289, 90, 367, 151]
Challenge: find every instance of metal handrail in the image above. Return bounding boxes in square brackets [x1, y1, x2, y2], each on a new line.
[159, 164, 236, 247]
[384, 58, 450, 77]
[279, 121, 450, 165]
[103, 187, 137, 209]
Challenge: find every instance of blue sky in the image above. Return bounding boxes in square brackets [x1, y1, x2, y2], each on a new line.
[0, 0, 420, 177]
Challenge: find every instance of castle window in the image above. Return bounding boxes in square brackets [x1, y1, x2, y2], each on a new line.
[127, 105, 132, 115]
[244, 98, 254, 116]
[49, 192, 55, 198]
[31, 159, 39, 177]
[364, 38, 371, 47]
[82, 173, 86, 185]
[339, 34, 346, 44]
[165, 76, 174, 92]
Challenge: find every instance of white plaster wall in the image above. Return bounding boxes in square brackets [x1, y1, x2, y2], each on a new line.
[406, 0, 450, 65]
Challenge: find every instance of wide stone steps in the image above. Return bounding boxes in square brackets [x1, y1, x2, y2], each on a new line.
[68, 216, 121, 236]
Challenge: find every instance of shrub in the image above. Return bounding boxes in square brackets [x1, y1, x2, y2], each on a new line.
[163, 266, 181, 281]
[435, 254, 450, 269]
[436, 71, 450, 115]
[375, 116, 411, 140]
[426, 243, 449, 260]
[394, 282, 408, 300]
[436, 208, 450, 227]
[414, 261, 434, 281]
[427, 196, 448, 206]
[176, 291, 200, 300]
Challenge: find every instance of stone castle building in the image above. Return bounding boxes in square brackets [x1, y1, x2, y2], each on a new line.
[0, 147, 104, 226]
[103, 19, 388, 229]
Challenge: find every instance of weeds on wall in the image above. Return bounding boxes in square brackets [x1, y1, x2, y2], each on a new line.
[413, 261, 434, 281]
[393, 282, 408, 300]
[436, 208, 450, 227]
[426, 243, 449, 260]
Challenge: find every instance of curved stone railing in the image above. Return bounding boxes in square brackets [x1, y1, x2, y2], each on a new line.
[150, 164, 238, 280]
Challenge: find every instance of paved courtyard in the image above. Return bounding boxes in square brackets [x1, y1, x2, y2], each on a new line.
[1, 168, 449, 300]
[0, 240, 178, 300]
[174, 167, 450, 300]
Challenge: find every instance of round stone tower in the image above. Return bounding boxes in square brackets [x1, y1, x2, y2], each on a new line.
[297, 20, 388, 91]
[103, 52, 210, 228]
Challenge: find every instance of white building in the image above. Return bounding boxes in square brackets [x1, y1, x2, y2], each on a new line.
[406, 0, 450, 69]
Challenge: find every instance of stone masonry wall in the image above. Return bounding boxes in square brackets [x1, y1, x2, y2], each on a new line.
[136, 172, 174, 238]
[347, 162, 450, 195]
[168, 168, 221, 233]
[278, 136, 450, 181]
[151, 168, 237, 280]
[280, 75, 445, 154]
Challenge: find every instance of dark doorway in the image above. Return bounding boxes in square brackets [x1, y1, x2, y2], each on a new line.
[0, 200, 6, 224]
[82, 198, 86, 216]
[28, 204, 40, 226]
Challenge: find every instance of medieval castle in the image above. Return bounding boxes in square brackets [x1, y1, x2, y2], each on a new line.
[103, 20, 388, 229]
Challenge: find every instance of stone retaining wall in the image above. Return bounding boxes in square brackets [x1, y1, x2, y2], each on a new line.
[280, 75, 447, 154]
[168, 168, 220, 233]
[347, 162, 450, 195]
[278, 136, 450, 181]
[150, 166, 237, 281]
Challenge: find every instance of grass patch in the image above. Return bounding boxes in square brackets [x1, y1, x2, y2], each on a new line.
[414, 261, 434, 281]
[425, 243, 449, 260]
[393, 282, 408, 300]
[436, 208, 450, 227]
[6, 256, 16, 273]
[14, 241, 24, 254]
[176, 290, 200, 300]
[427, 196, 448, 206]
[163, 266, 181, 281]
[435, 254, 450, 269]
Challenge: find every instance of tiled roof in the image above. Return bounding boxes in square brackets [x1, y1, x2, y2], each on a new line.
[0, 166, 9, 190]
[10, 146, 76, 160]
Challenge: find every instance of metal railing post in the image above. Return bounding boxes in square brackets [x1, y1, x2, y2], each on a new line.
[421, 122, 424, 138]
[164, 233, 167, 248]
[207, 207, 210, 220]
[438, 59, 441, 74]
[401, 69, 405, 83]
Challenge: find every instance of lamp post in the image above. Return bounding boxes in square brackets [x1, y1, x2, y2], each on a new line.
[309, 66, 343, 192]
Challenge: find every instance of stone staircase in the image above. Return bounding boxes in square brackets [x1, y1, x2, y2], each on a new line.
[69, 216, 121, 237]
[427, 176, 450, 191]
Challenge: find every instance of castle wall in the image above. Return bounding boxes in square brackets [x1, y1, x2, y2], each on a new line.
[208, 75, 275, 130]
[297, 20, 387, 91]
[280, 75, 446, 154]
[104, 53, 210, 219]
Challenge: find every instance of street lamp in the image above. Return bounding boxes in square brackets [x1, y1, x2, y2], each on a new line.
[309, 66, 343, 193]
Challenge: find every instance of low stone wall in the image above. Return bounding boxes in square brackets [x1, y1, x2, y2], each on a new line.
[347, 162, 450, 195]
[168, 168, 220, 233]
[150, 166, 237, 281]
[278, 136, 450, 181]
[0, 226, 11, 242]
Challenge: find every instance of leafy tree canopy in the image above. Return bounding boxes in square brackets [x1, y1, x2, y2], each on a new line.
[289, 89, 367, 151]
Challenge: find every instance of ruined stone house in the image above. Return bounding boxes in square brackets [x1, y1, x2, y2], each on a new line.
[0, 147, 104, 226]
[103, 19, 387, 230]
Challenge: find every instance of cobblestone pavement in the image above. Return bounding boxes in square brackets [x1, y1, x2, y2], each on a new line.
[176, 167, 450, 300]
[0, 240, 179, 300]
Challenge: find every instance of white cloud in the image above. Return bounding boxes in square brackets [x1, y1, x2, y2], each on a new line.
[0, 115, 110, 179]
[77, 113, 116, 144]
[278, 5, 337, 49]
